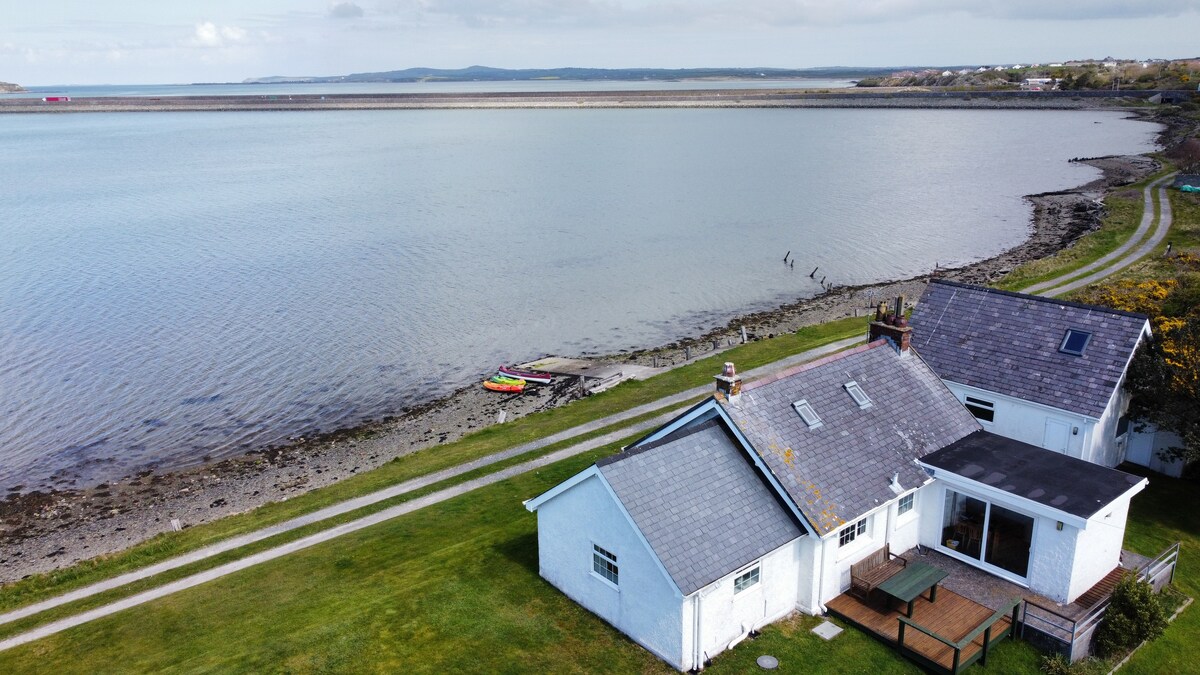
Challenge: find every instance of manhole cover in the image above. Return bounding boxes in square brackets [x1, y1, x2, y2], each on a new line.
[756, 655, 779, 670]
[812, 620, 843, 640]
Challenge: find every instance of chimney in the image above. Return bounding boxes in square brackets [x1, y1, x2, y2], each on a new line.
[714, 361, 742, 402]
[867, 295, 912, 355]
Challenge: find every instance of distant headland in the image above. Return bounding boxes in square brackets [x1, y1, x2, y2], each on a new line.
[240, 65, 890, 84]
[0, 81, 24, 93]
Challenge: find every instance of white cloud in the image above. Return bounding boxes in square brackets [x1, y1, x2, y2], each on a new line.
[192, 21, 249, 48]
[330, 2, 365, 19]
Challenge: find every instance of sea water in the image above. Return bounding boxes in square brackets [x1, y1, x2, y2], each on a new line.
[0, 107, 1158, 490]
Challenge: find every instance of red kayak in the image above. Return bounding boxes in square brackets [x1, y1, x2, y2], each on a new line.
[498, 365, 553, 385]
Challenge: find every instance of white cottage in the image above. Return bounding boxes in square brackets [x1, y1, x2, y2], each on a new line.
[908, 280, 1152, 468]
[525, 323, 1147, 671]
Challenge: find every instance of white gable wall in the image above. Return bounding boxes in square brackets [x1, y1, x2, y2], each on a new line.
[1068, 493, 1133, 602]
[682, 539, 802, 671]
[532, 473, 685, 669]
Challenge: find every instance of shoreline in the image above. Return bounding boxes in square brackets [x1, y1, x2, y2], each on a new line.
[0, 116, 1167, 583]
[0, 88, 1170, 114]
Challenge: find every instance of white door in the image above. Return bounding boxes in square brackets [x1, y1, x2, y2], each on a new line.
[1042, 419, 1071, 453]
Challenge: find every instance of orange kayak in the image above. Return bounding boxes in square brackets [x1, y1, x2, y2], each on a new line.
[483, 380, 525, 393]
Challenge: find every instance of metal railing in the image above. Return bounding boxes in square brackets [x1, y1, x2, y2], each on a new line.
[1020, 541, 1181, 662]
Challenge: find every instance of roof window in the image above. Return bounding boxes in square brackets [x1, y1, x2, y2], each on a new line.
[844, 381, 872, 409]
[1059, 329, 1092, 356]
[792, 399, 823, 428]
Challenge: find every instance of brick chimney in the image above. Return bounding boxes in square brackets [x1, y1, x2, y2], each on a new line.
[867, 295, 912, 355]
[714, 361, 742, 402]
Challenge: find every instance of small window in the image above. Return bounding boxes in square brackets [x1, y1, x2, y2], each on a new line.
[1059, 329, 1092, 356]
[898, 493, 914, 515]
[964, 396, 995, 423]
[1116, 415, 1130, 438]
[844, 381, 872, 409]
[838, 518, 868, 547]
[592, 544, 619, 585]
[792, 399, 823, 428]
[733, 565, 761, 593]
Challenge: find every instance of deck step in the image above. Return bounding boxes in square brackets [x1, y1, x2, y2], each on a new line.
[1073, 567, 1126, 610]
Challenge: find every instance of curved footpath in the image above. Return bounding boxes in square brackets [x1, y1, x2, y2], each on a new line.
[1021, 172, 1176, 296]
[0, 168, 1180, 652]
[0, 336, 861, 651]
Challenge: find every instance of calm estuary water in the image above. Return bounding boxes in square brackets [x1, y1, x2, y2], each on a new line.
[0, 108, 1157, 490]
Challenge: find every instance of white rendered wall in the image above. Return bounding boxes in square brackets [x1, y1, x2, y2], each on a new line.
[1127, 425, 1186, 477]
[888, 488, 924, 554]
[681, 539, 801, 670]
[1086, 382, 1131, 468]
[944, 382, 1090, 461]
[795, 535, 822, 614]
[534, 474, 684, 669]
[1067, 494, 1132, 602]
[815, 506, 894, 606]
[1026, 513, 1077, 603]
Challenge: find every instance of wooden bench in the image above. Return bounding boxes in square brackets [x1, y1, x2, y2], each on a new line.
[850, 543, 907, 601]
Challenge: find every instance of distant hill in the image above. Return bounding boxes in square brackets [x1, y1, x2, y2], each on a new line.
[243, 65, 898, 84]
[0, 81, 24, 93]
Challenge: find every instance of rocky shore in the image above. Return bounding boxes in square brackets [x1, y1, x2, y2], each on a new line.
[0, 116, 1167, 584]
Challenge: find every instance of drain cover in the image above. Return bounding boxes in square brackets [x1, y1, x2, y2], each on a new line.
[812, 620, 843, 640]
[756, 655, 779, 670]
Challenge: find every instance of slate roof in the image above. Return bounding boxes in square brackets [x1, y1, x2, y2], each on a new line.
[597, 420, 803, 595]
[718, 340, 981, 535]
[922, 430, 1145, 519]
[909, 280, 1149, 418]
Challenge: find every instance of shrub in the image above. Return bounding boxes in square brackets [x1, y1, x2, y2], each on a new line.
[1092, 575, 1168, 658]
[1040, 653, 1072, 675]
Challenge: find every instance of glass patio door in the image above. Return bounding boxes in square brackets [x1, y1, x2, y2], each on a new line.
[941, 489, 1034, 581]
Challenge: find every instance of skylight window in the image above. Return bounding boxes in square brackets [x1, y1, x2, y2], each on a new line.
[792, 399, 823, 428]
[1059, 329, 1092, 356]
[844, 381, 872, 409]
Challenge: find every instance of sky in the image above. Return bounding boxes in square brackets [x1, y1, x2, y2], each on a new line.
[3, 1, 1200, 86]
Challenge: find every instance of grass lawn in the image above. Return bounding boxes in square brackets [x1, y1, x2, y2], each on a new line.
[4, 431, 1192, 674]
[0, 437, 1049, 675]
[0, 317, 867, 616]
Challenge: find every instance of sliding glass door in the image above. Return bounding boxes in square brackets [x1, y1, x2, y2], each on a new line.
[941, 489, 1034, 581]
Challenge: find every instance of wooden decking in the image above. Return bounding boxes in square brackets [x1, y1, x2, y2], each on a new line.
[827, 588, 1015, 673]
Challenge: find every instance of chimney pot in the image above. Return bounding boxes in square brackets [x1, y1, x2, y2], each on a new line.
[714, 362, 743, 400]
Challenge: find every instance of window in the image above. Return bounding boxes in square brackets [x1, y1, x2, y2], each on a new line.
[792, 399, 823, 428]
[898, 493, 915, 516]
[1116, 415, 1130, 438]
[964, 396, 995, 423]
[838, 518, 868, 547]
[844, 381, 873, 409]
[592, 544, 618, 585]
[1059, 329, 1092, 356]
[733, 565, 761, 593]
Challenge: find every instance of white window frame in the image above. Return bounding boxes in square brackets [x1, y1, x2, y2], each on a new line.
[844, 381, 873, 409]
[964, 395, 995, 424]
[936, 486, 1038, 586]
[591, 544, 619, 587]
[898, 493, 915, 516]
[838, 518, 868, 547]
[733, 564, 761, 594]
[792, 399, 823, 428]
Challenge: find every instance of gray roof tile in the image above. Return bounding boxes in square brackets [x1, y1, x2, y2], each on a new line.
[719, 341, 980, 535]
[909, 280, 1149, 418]
[598, 421, 803, 595]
